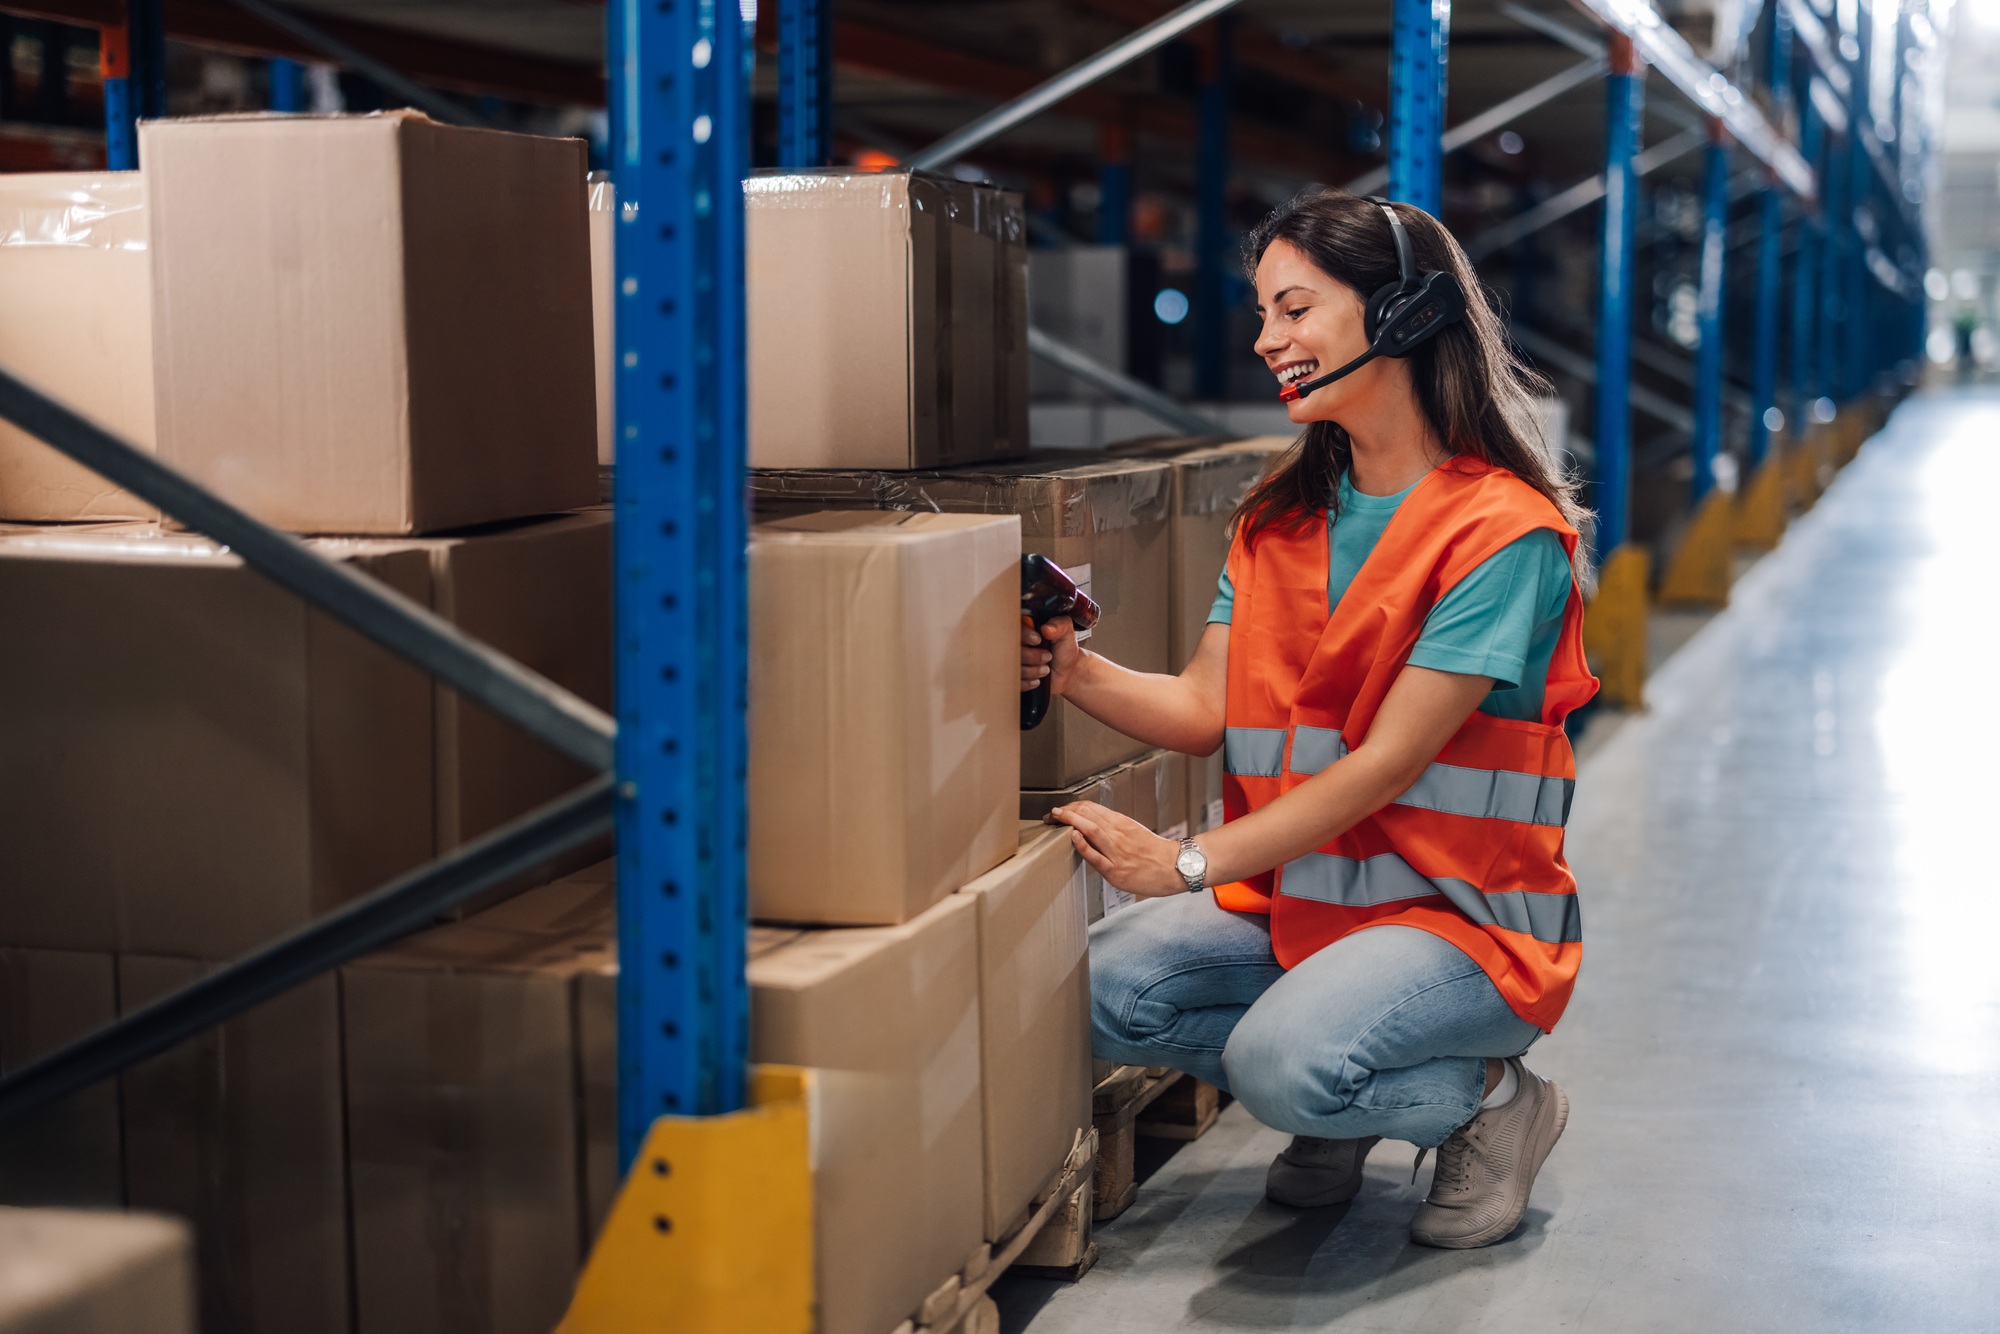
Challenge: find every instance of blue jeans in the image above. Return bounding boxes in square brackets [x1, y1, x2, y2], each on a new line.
[1090, 892, 1542, 1148]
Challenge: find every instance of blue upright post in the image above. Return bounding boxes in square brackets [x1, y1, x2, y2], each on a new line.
[1843, 18, 1871, 399]
[1193, 16, 1233, 402]
[1592, 34, 1642, 554]
[1388, 0, 1449, 215]
[269, 57, 304, 112]
[1098, 122, 1132, 246]
[1691, 123, 1728, 502]
[1747, 182, 1783, 468]
[611, 0, 753, 1154]
[1747, 0, 1791, 467]
[102, 0, 163, 171]
[1789, 94, 1821, 431]
[1816, 127, 1843, 403]
[776, 0, 830, 168]
[101, 24, 134, 170]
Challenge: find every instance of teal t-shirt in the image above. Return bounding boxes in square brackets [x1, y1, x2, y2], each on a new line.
[1207, 472, 1572, 721]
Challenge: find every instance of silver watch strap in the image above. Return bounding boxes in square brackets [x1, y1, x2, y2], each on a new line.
[1178, 837, 1206, 894]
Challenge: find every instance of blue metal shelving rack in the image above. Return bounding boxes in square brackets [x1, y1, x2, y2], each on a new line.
[609, 0, 755, 1139]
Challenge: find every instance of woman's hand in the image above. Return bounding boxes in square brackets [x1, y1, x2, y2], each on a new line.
[1020, 615, 1087, 696]
[1045, 801, 1186, 898]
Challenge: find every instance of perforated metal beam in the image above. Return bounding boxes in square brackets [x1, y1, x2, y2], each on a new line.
[1388, 0, 1448, 212]
[611, 0, 754, 1148]
[1592, 33, 1641, 553]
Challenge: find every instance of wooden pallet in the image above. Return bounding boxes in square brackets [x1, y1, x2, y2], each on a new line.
[888, 1125, 1098, 1334]
[1091, 1065, 1224, 1223]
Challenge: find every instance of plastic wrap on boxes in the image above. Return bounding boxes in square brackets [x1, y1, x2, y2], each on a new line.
[745, 169, 1027, 469]
[0, 172, 155, 521]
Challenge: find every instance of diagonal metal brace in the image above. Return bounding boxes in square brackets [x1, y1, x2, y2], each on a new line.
[0, 365, 614, 773]
[908, 0, 1241, 171]
[1029, 327, 1228, 437]
[220, 0, 490, 128]
[0, 775, 616, 1125]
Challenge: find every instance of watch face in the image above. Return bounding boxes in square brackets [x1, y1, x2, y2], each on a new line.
[1177, 846, 1206, 877]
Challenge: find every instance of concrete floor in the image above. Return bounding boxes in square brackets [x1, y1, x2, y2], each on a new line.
[996, 388, 2000, 1333]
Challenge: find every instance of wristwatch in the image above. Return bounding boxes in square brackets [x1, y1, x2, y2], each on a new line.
[1175, 837, 1209, 894]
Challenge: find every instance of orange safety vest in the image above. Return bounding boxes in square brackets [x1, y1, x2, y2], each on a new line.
[1217, 456, 1598, 1031]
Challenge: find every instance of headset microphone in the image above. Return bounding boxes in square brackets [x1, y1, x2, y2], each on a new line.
[1278, 197, 1468, 404]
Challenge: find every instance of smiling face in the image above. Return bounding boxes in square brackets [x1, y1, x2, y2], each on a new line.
[1253, 238, 1394, 425]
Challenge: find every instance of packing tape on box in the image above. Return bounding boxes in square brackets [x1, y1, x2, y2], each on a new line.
[0, 177, 146, 252]
[745, 169, 945, 215]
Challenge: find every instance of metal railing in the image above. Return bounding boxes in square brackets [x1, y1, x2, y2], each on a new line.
[0, 368, 613, 1122]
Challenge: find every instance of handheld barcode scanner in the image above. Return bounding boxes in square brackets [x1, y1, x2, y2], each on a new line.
[1278, 197, 1468, 404]
[1021, 554, 1102, 731]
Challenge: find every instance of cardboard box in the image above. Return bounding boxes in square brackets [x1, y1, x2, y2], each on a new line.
[0, 172, 156, 521]
[747, 895, 984, 1334]
[0, 949, 123, 1208]
[119, 957, 348, 1334]
[1022, 749, 1184, 921]
[749, 512, 1020, 926]
[0, 1207, 194, 1334]
[344, 929, 611, 1334]
[750, 455, 1172, 788]
[588, 173, 614, 467]
[142, 112, 597, 534]
[956, 824, 1091, 1239]
[410, 510, 612, 859]
[0, 527, 434, 957]
[745, 170, 1028, 470]
[1165, 443, 1277, 672]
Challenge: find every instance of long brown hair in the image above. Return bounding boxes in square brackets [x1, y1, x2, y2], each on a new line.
[1234, 189, 1587, 549]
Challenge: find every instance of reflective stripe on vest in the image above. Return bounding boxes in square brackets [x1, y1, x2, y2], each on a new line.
[1224, 726, 1286, 777]
[1280, 851, 1583, 944]
[1271, 724, 1574, 826]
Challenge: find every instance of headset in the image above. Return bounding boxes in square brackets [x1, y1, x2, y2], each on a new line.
[1277, 196, 1468, 404]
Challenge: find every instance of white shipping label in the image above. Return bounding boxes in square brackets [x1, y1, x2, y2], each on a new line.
[1069, 563, 1093, 644]
[1204, 799, 1225, 831]
[1101, 883, 1136, 916]
[1161, 822, 1188, 842]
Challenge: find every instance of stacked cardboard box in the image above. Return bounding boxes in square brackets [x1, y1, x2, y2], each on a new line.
[745, 170, 1029, 470]
[0, 113, 614, 1332]
[742, 507, 1094, 1310]
[751, 453, 1174, 789]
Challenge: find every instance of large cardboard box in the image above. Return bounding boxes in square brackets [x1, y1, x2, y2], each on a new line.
[0, 172, 156, 522]
[119, 957, 348, 1334]
[745, 170, 1028, 470]
[0, 1208, 194, 1334]
[955, 824, 1091, 1239]
[142, 112, 597, 534]
[749, 512, 1020, 926]
[0, 527, 434, 957]
[750, 455, 1172, 788]
[0, 949, 123, 1208]
[747, 895, 985, 1334]
[343, 927, 612, 1334]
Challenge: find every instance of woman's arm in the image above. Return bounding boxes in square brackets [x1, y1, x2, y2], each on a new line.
[1048, 663, 1493, 896]
[1023, 617, 1229, 756]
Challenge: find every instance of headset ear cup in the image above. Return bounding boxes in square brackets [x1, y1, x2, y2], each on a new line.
[1364, 282, 1406, 343]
